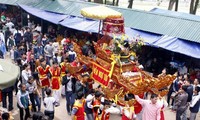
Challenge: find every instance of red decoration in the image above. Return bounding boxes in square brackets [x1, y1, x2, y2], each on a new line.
[134, 94, 144, 114]
[102, 17, 125, 35]
[91, 62, 110, 86]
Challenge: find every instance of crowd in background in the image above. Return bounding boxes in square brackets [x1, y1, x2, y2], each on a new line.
[0, 5, 199, 120]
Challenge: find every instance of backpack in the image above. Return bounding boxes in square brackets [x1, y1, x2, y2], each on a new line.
[14, 30, 22, 43]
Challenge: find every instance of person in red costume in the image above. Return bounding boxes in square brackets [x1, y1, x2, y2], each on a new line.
[70, 57, 80, 67]
[72, 92, 85, 120]
[101, 108, 110, 120]
[49, 60, 61, 106]
[36, 58, 50, 100]
[60, 57, 69, 97]
[60, 57, 69, 77]
[157, 96, 168, 120]
[121, 94, 137, 120]
[134, 93, 144, 120]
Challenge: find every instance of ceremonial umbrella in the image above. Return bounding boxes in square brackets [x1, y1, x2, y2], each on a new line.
[0, 59, 20, 89]
[81, 6, 122, 38]
[81, 6, 122, 20]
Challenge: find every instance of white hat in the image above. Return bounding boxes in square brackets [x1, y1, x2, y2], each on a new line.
[138, 65, 144, 69]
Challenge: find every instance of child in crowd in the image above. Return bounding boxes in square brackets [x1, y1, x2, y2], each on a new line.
[9, 46, 14, 62]
[26, 76, 37, 112]
[44, 88, 56, 120]
[17, 84, 32, 120]
[7, 34, 15, 51]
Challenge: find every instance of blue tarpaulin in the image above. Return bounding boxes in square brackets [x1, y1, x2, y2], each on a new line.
[60, 16, 99, 33]
[125, 28, 200, 59]
[151, 35, 200, 59]
[18, 5, 200, 59]
[19, 4, 68, 24]
[125, 27, 162, 45]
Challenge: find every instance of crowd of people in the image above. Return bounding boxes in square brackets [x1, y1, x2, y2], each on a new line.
[167, 73, 200, 120]
[0, 6, 199, 120]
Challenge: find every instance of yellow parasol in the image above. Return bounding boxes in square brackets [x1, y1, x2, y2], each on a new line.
[81, 6, 122, 20]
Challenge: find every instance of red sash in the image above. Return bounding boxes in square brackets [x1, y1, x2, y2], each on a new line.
[37, 65, 50, 87]
[49, 67, 61, 90]
[160, 105, 165, 120]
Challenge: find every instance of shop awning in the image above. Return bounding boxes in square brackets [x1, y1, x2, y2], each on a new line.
[60, 16, 99, 33]
[0, 0, 18, 6]
[19, 4, 68, 24]
[125, 28, 200, 59]
[151, 35, 200, 59]
[18, 4, 200, 59]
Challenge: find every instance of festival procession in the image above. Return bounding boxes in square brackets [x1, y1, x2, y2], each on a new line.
[0, 0, 199, 120]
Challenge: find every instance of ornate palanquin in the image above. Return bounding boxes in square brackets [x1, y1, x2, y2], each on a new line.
[77, 6, 176, 112]
[70, 39, 176, 105]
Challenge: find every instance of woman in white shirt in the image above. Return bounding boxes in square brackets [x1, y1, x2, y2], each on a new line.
[21, 63, 31, 84]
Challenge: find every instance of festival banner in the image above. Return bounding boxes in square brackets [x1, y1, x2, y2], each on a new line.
[91, 62, 110, 86]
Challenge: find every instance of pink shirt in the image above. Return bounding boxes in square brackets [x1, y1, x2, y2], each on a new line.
[135, 95, 161, 120]
[26, 51, 31, 62]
